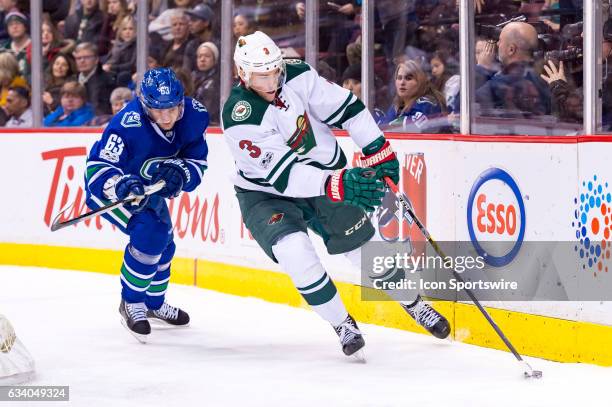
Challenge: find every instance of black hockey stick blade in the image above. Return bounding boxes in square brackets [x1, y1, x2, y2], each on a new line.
[50, 181, 166, 232]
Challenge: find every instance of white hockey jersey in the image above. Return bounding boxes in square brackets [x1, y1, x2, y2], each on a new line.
[222, 59, 383, 197]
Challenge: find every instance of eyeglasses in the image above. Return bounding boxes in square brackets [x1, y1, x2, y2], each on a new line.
[74, 55, 96, 61]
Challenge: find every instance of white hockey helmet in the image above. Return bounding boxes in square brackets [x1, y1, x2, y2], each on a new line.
[234, 31, 285, 90]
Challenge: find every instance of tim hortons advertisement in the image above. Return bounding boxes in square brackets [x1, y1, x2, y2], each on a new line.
[0, 133, 246, 264]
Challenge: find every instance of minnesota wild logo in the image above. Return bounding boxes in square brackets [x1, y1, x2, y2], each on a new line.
[287, 112, 316, 155]
[231, 101, 252, 121]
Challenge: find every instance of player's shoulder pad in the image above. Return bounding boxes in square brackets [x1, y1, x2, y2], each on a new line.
[284, 58, 311, 83]
[222, 85, 270, 130]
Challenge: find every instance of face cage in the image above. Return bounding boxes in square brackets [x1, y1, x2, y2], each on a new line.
[142, 100, 185, 125]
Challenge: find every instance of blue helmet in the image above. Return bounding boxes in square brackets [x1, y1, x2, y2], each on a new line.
[139, 68, 184, 109]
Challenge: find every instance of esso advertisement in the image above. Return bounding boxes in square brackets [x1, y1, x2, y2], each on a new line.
[467, 168, 526, 267]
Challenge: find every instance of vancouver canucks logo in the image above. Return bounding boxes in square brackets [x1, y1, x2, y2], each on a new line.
[231, 101, 251, 121]
[287, 112, 316, 155]
[140, 156, 175, 180]
[121, 111, 141, 128]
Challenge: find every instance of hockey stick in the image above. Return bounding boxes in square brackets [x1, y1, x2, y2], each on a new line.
[50, 181, 166, 232]
[383, 176, 542, 379]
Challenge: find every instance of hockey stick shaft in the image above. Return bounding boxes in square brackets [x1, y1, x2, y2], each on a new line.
[383, 177, 532, 367]
[50, 181, 165, 232]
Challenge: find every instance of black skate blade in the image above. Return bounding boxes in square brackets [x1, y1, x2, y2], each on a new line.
[120, 317, 148, 344]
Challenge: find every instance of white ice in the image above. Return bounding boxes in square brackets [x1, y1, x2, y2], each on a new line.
[1, 265, 610, 407]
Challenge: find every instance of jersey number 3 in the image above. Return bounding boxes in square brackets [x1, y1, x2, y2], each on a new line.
[239, 140, 261, 158]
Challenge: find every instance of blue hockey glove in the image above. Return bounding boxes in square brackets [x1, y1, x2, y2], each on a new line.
[151, 159, 190, 198]
[115, 175, 150, 213]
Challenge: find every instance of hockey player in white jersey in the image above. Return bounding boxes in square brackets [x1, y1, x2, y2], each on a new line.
[222, 31, 449, 357]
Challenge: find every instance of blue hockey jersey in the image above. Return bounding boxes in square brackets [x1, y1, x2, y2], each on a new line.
[85, 97, 209, 202]
[378, 95, 449, 133]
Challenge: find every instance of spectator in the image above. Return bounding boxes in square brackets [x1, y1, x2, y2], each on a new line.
[148, 0, 198, 41]
[183, 3, 216, 72]
[98, 0, 129, 57]
[73, 42, 114, 115]
[233, 13, 253, 40]
[0, 50, 26, 109]
[42, 0, 71, 24]
[317, 60, 337, 83]
[109, 86, 132, 114]
[173, 66, 194, 97]
[430, 50, 460, 114]
[341, 64, 361, 99]
[192, 41, 219, 123]
[64, 0, 105, 46]
[1, 11, 30, 82]
[475, 38, 498, 89]
[540, 59, 582, 123]
[42, 14, 75, 71]
[43, 52, 77, 114]
[86, 85, 132, 126]
[475, 22, 551, 118]
[379, 60, 448, 133]
[43, 80, 94, 126]
[0, 0, 19, 43]
[4, 85, 30, 127]
[161, 9, 193, 68]
[102, 15, 136, 86]
[296, 1, 357, 76]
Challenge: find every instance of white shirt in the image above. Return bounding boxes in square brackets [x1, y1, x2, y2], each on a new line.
[5, 108, 32, 128]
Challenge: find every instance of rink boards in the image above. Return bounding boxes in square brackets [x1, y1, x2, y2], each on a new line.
[1, 128, 612, 365]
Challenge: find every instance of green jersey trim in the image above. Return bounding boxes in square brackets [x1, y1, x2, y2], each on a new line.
[330, 99, 366, 128]
[222, 85, 270, 130]
[322, 93, 354, 125]
[284, 59, 311, 83]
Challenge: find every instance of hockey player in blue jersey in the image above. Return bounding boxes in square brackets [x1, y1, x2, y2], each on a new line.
[84, 68, 209, 342]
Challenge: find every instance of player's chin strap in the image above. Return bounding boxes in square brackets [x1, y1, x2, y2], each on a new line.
[49, 181, 165, 232]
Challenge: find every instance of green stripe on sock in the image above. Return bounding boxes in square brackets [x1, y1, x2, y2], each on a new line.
[300, 279, 338, 306]
[297, 273, 328, 292]
[147, 282, 168, 293]
[121, 265, 152, 288]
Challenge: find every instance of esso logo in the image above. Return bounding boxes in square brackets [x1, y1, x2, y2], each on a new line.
[467, 168, 526, 267]
[475, 192, 518, 236]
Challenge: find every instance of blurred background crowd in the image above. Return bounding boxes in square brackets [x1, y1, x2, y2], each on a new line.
[0, 0, 600, 135]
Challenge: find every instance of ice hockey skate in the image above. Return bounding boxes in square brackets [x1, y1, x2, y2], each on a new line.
[334, 314, 366, 362]
[402, 295, 450, 339]
[119, 300, 151, 343]
[146, 302, 190, 327]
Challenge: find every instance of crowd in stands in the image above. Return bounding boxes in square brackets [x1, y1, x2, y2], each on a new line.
[0, 0, 593, 134]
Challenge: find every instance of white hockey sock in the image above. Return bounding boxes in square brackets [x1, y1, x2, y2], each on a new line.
[344, 245, 420, 305]
[273, 232, 348, 327]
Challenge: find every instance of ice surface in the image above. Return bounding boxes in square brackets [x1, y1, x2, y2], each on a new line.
[1, 266, 610, 407]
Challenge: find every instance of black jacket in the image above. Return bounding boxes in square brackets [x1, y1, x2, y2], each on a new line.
[82, 66, 115, 115]
[64, 6, 104, 45]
